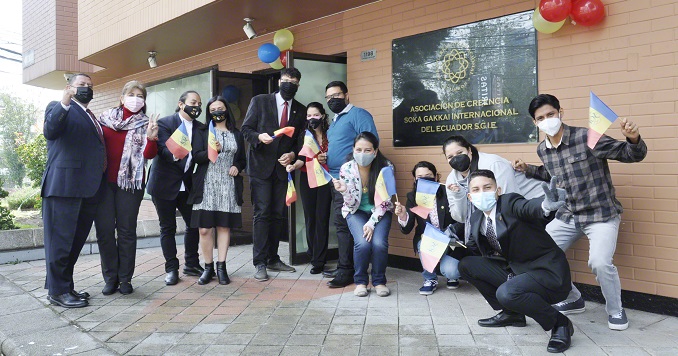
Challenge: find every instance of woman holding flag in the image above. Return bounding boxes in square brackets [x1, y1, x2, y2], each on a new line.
[285, 102, 332, 274]
[332, 132, 394, 297]
[187, 96, 246, 285]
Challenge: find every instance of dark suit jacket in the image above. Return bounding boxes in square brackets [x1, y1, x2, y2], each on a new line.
[467, 193, 571, 293]
[400, 186, 460, 254]
[241, 93, 306, 181]
[187, 126, 246, 206]
[147, 113, 205, 200]
[41, 100, 105, 198]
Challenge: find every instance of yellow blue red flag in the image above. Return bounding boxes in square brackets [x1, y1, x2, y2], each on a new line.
[207, 121, 218, 163]
[420, 223, 451, 273]
[374, 166, 396, 207]
[166, 121, 191, 159]
[410, 179, 440, 219]
[305, 158, 333, 188]
[273, 126, 295, 138]
[286, 173, 297, 206]
[588, 91, 619, 149]
[299, 130, 321, 158]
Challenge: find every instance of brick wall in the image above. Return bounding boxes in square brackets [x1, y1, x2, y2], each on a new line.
[87, 0, 678, 298]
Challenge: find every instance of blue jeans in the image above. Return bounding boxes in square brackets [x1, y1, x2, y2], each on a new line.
[346, 210, 392, 286]
[417, 240, 461, 282]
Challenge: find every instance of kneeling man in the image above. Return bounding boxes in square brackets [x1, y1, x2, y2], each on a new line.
[458, 169, 573, 353]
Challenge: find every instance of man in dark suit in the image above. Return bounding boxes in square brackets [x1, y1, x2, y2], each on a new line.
[241, 68, 306, 281]
[458, 169, 574, 353]
[147, 91, 205, 285]
[42, 73, 105, 308]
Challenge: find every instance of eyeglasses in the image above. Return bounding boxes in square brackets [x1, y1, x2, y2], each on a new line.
[325, 92, 344, 100]
[280, 79, 299, 86]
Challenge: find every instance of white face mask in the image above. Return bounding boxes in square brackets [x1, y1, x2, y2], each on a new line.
[123, 96, 145, 113]
[537, 116, 562, 136]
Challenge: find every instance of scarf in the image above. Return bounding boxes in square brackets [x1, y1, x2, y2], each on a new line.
[98, 107, 149, 190]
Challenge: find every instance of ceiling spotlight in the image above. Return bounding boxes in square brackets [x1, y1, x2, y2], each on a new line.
[148, 51, 157, 68]
[243, 18, 257, 39]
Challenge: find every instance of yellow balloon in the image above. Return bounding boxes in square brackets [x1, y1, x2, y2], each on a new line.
[532, 7, 565, 34]
[274, 29, 294, 51]
[270, 58, 284, 70]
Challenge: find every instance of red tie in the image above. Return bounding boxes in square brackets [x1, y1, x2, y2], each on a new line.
[280, 101, 288, 128]
[86, 108, 107, 171]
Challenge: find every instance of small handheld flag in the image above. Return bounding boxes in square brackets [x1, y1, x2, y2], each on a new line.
[286, 173, 297, 206]
[207, 121, 218, 163]
[420, 223, 451, 273]
[587, 92, 619, 149]
[374, 166, 397, 207]
[166, 122, 192, 159]
[305, 158, 333, 188]
[272, 126, 295, 138]
[298, 130, 321, 158]
[410, 179, 440, 219]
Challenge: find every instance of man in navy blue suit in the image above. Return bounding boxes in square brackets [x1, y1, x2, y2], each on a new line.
[42, 73, 106, 308]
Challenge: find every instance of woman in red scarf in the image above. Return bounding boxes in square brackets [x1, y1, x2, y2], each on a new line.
[95, 80, 158, 295]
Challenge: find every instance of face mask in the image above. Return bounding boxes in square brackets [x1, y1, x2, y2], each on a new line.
[538, 116, 562, 136]
[183, 104, 202, 120]
[354, 152, 376, 167]
[211, 110, 227, 123]
[123, 96, 145, 113]
[449, 154, 471, 172]
[327, 97, 347, 114]
[74, 86, 93, 104]
[308, 118, 322, 129]
[470, 191, 498, 212]
[279, 82, 298, 101]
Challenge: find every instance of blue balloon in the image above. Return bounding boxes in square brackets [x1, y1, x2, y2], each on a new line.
[221, 85, 240, 103]
[258, 43, 281, 64]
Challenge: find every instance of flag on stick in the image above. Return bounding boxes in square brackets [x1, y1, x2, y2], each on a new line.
[305, 158, 333, 188]
[299, 130, 321, 158]
[420, 223, 451, 273]
[587, 91, 619, 149]
[207, 121, 218, 163]
[272, 126, 295, 138]
[410, 179, 440, 219]
[286, 173, 297, 206]
[374, 166, 397, 207]
[166, 121, 192, 159]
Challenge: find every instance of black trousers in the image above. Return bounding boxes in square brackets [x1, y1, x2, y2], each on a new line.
[299, 171, 332, 268]
[94, 182, 144, 284]
[330, 185, 353, 272]
[250, 174, 286, 267]
[458, 256, 568, 331]
[152, 191, 199, 272]
[43, 178, 104, 295]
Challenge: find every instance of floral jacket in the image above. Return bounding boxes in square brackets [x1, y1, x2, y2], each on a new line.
[339, 159, 394, 229]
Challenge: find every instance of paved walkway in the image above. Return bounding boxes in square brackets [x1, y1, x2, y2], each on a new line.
[1, 243, 677, 356]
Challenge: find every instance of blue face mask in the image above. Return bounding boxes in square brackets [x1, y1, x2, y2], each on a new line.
[469, 191, 497, 212]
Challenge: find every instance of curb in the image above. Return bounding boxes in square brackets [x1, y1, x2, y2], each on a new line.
[0, 329, 25, 356]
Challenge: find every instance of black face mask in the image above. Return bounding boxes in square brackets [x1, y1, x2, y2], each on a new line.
[183, 105, 202, 120]
[74, 86, 94, 104]
[211, 110, 227, 123]
[449, 154, 471, 172]
[308, 118, 322, 129]
[327, 97, 347, 114]
[279, 82, 298, 101]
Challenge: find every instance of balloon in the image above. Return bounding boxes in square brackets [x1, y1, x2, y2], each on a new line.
[532, 7, 566, 34]
[280, 51, 288, 67]
[273, 29, 294, 51]
[258, 43, 281, 64]
[539, 0, 572, 22]
[221, 85, 240, 103]
[269, 58, 284, 70]
[570, 0, 605, 26]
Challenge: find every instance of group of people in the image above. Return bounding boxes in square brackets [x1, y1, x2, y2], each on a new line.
[41, 69, 646, 353]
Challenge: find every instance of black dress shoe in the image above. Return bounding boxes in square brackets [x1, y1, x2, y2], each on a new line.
[216, 261, 230, 285]
[198, 263, 215, 285]
[310, 266, 324, 275]
[322, 269, 338, 278]
[327, 271, 354, 288]
[183, 264, 204, 277]
[478, 310, 527, 327]
[102, 281, 118, 295]
[119, 282, 133, 295]
[48, 293, 88, 308]
[70, 290, 90, 300]
[547, 318, 574, 353]
[165, 270, 179, 285]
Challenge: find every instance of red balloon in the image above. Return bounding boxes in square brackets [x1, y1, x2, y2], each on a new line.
[570, 0, 605, 26]
[280, 51, 288, 67]
[539, 0, 572, 22]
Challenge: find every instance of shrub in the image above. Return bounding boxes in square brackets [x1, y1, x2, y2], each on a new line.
[0, 205, 17, 230]
[6, 187, 41, 210]
[16, 134, 47, 188]
[0, 177, 8, 199]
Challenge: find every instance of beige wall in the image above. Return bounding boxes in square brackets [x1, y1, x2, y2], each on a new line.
[87, 0, 678, 298]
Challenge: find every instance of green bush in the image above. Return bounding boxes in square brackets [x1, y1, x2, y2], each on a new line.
[16, 134, 47, 188]
[0, 177, 8, 199]
[0, 206, 17, 230]
[6, 187, 41, 210]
